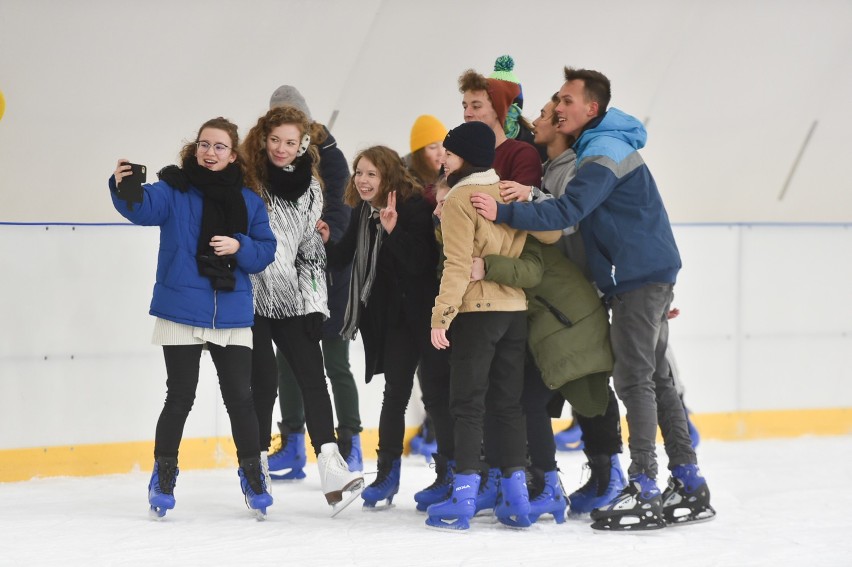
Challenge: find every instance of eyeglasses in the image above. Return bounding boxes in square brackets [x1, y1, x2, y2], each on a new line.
[196, 141, 232, 156]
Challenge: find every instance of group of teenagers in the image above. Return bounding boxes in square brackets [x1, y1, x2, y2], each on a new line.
[110, 55, 717, 531]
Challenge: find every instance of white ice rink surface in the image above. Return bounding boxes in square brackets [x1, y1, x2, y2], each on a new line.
[2, 435, 850, 567]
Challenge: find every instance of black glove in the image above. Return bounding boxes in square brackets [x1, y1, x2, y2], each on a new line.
[303, 312, 324, 342]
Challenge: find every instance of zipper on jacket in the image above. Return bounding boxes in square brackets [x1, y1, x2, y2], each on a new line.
[212, 290, 218, 329]
[610, 265, 617, 286]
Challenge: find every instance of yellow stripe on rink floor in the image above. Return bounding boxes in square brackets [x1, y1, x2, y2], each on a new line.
[1, 408, 850, 482]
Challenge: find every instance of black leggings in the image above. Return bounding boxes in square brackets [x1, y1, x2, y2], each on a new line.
[156, 344, 259, 460]
[575, 385, 623, 457]
[376, 314, 452, 459]
[252, 315, 335, 454]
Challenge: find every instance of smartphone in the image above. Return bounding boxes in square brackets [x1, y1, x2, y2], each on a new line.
[117, 162, 146, 210]
[119, 162, 146, 190]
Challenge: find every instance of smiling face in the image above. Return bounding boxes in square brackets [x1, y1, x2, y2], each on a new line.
[265, 123, 302, 168]
[441, 150, 464, 177]
[532, 100, 559, 146]
[353, 156, 381, 202]
[554, 79, 598, 139]
[195, 127, 236, 171]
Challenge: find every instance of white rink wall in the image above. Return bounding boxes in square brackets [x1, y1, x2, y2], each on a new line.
[1, 222, 850, 449]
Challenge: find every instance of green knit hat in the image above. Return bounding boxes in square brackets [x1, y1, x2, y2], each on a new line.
[489, 55, 520, 84]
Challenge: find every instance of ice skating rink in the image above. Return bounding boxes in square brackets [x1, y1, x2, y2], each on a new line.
[1, 435, 850, 567]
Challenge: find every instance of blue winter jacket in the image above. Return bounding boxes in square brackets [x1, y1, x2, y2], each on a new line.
[494, 108, 681, 299]
[109, 176, 276, 328]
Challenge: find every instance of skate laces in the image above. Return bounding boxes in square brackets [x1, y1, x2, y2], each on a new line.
[156, 461, 178, 495]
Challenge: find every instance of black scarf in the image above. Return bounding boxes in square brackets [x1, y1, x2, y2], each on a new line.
[158, 158, 247, 291]
[341, 203, 384, 340]
[265, 153, 313, 202]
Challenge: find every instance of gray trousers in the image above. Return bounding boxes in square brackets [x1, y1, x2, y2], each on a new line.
[609, 283, 696, 479]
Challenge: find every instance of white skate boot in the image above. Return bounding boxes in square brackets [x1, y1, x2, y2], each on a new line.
[317, 442, 364, 517]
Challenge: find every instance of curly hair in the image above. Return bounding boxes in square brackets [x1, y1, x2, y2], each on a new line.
[240, 105, 322, 200]
[457, 69, 489, 94]
[344, 146, 423, 208]
[178, 117, 241, 166]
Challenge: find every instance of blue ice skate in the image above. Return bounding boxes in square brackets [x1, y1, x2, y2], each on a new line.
[474, 468, 501, 516]
[494, 470, 531, 528]
[569, 454, 626, 516]
[239, 457, 274, 519]
[554, 420, 584, 452]
[361, 453, 400, 509]
[590, 473, 665, 531]
[148, 456, 178, 519]
[414, 453, 454, 511]
[662, 464, 716, 525]
[346, 434, 364, 473]
[268, 429, 307, 480]
[408, 420, 438, 464]
[528, 469, 567, 524]
[425, 473, 480, 531]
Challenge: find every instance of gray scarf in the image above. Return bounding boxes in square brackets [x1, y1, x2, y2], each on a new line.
[341, 204, 384, 340]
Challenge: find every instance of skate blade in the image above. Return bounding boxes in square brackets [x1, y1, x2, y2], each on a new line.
[665, 506, 717, 526]
[425, 515, 471, 532]
[252, 508, 268, 521]
[590, 515, 666, 533]
[330, 482, 365, 518]
[148, 506, 168, 520]
[497, 514, 532, 529]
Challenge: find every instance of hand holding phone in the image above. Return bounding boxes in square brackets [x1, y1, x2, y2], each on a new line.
[115, 159, 146, 211]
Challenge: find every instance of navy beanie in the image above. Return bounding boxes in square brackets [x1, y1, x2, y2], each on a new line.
[442, 122, 496, 168]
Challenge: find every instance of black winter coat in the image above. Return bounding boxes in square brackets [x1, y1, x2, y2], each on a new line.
[326, 195, 439, 382]
[317, 128, 354, 339]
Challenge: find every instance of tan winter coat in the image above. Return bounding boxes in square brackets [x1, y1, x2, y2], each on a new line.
[432, 169, 558, 329]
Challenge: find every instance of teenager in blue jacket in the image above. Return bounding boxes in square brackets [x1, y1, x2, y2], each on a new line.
[109, 117, 276, 519]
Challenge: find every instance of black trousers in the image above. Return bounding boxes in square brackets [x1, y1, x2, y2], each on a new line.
[156, 344, 259, 460]
[450, 311, 527, 474]
[521, 352, 559, 472]
[376, 313, 452, 459]
[252, 315, 335, 454]
[575, 384, 623, 457]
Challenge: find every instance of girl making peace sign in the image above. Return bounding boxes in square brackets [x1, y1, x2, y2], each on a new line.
[319, 146, 451, 510]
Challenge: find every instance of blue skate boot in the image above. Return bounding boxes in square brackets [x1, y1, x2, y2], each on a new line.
[361, 452, 401, 509]
[527, 468, 567, 524]
[148, 456, 178, 519]
[268, 423, 307, 480]
[474, 467, 501, 516]
[337, 428, 364, 473]
[554, 420, 584, 452]
[590, 473, 665, 531]
[495, 469, 531, 528]
[426, 472, 480, 531]
[408, 418, 437, 464]
[686, 412, 701, 449]
[662, 464, 716, 525]
[568, 454, 626, 516]
[238, 457, 274, 519]
[414, 453, 454, 512]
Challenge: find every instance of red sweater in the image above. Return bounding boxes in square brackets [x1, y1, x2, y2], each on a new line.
[493, 139, 542, 187]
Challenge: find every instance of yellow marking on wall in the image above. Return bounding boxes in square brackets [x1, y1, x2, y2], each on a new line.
[2, 408, 850, 483]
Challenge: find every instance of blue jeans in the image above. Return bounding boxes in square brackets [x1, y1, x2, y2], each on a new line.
[609, 284, 696, 479]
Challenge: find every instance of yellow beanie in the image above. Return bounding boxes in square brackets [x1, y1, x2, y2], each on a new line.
[410, 115, 448, 153]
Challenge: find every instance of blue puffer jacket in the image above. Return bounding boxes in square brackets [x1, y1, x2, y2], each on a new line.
[495, 108, 681, 299]
[109, 176, 276, 328]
